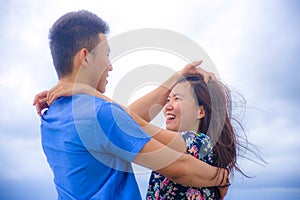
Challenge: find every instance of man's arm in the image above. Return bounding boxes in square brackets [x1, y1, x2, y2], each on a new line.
[126, 108, 228, 187]
[133, 137, 228, 188]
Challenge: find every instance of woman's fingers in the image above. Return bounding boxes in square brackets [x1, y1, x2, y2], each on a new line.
[47, 85, 63, 105]
[208, 72, 217, 81]
[33, 90, 49, 117]
[195, 68, 217, 83]
[190, 60, 203, 68]
[33, 90, 48, 105]
[36, 97, 48, 116]
[47, 82, 76, 105]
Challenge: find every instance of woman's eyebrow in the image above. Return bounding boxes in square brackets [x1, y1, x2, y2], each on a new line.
[168, 93, 184, 98]
[173, 93, 184, 97]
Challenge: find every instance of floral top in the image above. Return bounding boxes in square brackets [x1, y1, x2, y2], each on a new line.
[146, 131, 219, 200]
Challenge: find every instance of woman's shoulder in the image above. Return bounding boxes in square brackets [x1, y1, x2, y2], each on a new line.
[181, 131, 214, 161]
[181, 131, 211, 142]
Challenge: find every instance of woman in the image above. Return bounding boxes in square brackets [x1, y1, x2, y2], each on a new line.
[146, 74, 240, 199]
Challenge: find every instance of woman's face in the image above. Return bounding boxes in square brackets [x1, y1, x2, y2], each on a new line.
[164, 82, 202, 132]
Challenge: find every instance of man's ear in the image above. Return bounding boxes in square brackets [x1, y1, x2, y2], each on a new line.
[198, 105, 205, 119]
[78, 48, 89, 65]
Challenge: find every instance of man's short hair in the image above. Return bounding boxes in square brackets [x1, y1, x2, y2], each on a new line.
[49, 10, 110, 78]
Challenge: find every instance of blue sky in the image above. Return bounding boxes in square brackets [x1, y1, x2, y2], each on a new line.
[1, 0, 300, 199]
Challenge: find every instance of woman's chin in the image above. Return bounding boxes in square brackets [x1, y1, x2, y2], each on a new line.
[166, 125, 178, 132]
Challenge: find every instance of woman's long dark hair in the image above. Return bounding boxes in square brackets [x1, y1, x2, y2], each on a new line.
[176, 74, 265, 177]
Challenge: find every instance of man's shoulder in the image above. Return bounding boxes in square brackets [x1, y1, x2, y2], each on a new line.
[71, 94, 126, 118]
[71, 94, 110, 109]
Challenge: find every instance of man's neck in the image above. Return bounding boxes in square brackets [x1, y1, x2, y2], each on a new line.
[60, 73, 77, 83]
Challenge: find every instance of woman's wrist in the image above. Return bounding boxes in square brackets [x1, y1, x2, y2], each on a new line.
[162, 72, 181, 91]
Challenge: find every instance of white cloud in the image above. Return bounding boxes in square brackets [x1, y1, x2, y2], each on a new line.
[0, 134, 50, 180]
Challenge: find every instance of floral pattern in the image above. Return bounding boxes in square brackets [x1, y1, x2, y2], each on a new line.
[146, 131, 219, 200]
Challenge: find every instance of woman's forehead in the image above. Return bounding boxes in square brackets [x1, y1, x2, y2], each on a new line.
[171, 82, 192, 96]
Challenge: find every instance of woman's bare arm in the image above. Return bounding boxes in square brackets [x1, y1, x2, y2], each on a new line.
[128, 60, 216, 122]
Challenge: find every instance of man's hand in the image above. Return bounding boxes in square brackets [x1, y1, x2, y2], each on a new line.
[219, 186, 229, 199]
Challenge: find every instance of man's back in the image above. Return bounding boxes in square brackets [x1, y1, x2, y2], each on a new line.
[41, 94, 150, 199]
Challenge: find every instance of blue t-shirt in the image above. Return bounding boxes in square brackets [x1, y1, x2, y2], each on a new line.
[41, 94, 151, 200]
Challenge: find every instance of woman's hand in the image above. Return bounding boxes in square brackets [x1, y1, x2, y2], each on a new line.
[178, 60, 217, 82]
[46, 81, 96, 105]
[33, 81, 96, 117]
[33, 90, 49, 117]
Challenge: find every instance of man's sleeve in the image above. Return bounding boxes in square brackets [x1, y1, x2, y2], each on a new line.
[96, 102, 151, 162]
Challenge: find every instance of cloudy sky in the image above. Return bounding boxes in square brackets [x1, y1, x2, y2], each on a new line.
[1, 0, 300, 199]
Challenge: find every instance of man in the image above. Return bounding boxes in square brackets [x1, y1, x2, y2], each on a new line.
[34, 10, 229, 199]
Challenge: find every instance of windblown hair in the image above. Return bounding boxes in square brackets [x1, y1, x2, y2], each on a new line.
[49, 10, 110, 78]
[177, 74, 264, 177]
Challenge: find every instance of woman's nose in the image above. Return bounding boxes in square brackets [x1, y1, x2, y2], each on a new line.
[165, 102, 173, 110]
